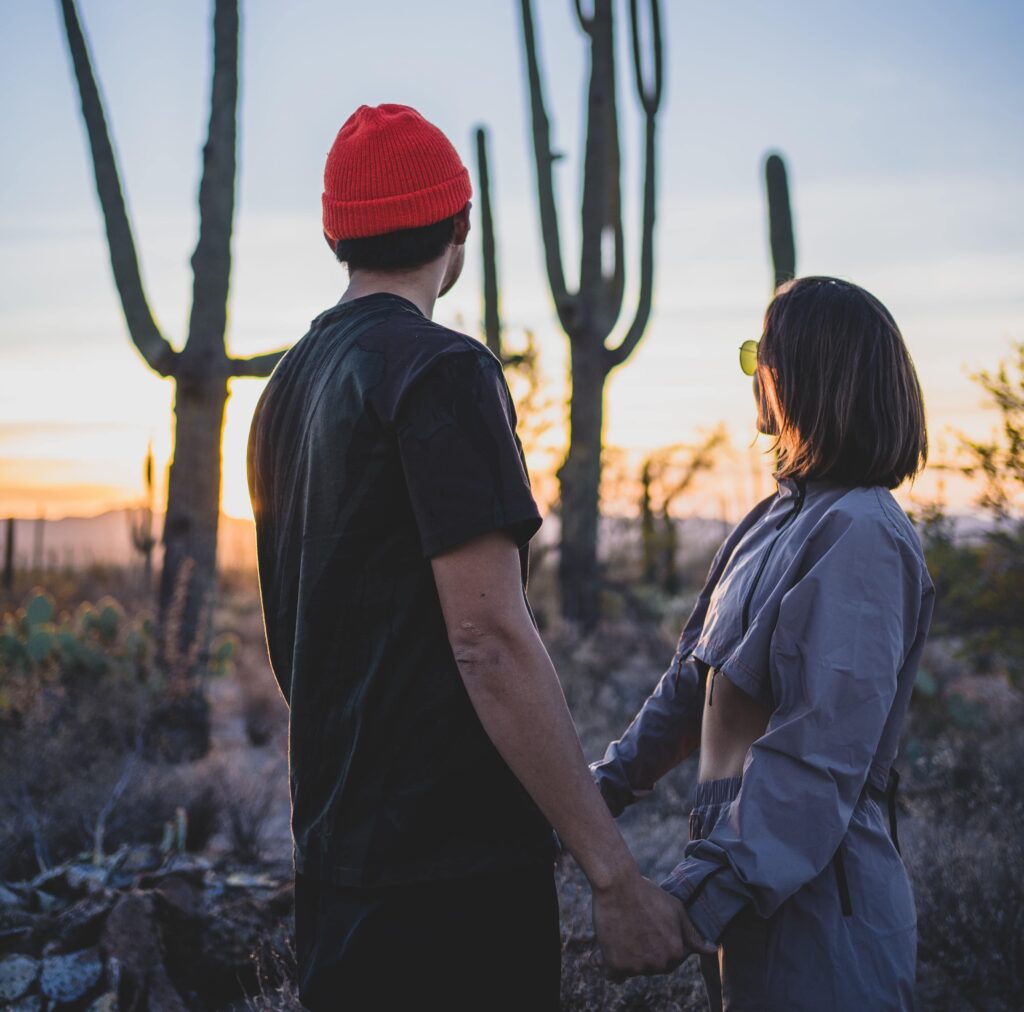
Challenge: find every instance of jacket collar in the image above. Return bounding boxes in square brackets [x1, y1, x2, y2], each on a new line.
[775, 475, 849, 500]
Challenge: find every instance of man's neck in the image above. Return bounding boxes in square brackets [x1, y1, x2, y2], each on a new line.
[338, 267, 443, 320]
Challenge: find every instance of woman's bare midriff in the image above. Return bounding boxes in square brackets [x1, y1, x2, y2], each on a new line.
[697, 667, 773, 783]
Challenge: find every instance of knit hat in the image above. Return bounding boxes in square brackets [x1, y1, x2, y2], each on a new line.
[322, 104, 472, 241]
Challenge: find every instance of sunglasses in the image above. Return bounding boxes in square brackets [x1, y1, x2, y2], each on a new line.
[739, 339, 759, 376]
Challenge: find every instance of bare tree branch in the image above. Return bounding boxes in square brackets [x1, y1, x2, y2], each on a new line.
[92, 745, 139, 865]
[662, 427, 727, 509]
[229, 348, 288, 377]
[519, 0, 578, 333]
[58, 0, 178, 377]
[185, 0, 238, 362]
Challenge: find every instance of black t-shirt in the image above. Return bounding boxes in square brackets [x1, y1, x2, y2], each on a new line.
[247, 292, 556, 886]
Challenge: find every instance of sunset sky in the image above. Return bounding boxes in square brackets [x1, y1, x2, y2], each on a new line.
[1, 0, 1022, 523]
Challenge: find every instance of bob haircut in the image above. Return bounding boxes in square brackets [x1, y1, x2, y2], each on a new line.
[758, 276, 927, 490]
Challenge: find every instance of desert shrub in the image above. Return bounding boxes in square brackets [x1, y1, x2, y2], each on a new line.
[219, 767, 280, 864]
[918, 506, 1024, 688]
[916, 341, 1024, 687]
[904, 727, 1024, 1009]
[243, 687, 286, 747]
[0, 588, 226, 877]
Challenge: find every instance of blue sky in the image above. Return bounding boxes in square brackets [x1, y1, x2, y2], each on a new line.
[1, 0, 1022, 519]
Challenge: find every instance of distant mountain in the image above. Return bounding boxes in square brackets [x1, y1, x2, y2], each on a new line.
[0, 510, 257, 571]
[0, 504, 989, 577]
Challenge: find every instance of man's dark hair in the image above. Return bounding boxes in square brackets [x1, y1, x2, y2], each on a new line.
[759, 276, 928, 490]
[328, 209, 461, 272]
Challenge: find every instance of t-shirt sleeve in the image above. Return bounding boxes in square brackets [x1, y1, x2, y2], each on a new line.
[395, 350, 542, 558]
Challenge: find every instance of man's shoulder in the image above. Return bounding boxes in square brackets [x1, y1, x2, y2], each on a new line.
[360, 310, 497, 369]
[357, 311, 503, 423]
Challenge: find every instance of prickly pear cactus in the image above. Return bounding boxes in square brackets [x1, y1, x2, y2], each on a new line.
[23, 592, 54, 628]
[84, 597, 124, 646]
[208, 632, 239, 677]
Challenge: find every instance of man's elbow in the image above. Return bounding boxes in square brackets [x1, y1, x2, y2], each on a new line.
[448, 616, 529, 694]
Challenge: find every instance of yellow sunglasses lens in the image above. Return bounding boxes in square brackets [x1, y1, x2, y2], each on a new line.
[739, 340, 759, 376]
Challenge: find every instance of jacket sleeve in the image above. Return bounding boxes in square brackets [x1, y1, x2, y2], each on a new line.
[589, 501, 774, 817]
[660, 508, 923, 942]
[590, 649, 707, 817]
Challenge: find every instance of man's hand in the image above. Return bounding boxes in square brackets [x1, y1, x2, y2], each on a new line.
[592, 870, 716, 980]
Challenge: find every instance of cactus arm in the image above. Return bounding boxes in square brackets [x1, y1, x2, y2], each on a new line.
[518, 0, 578, 332]
[578, 0, 625, 337]
[184, 0, 238, 364]
[629, 0, 664, 116]
[57, 0, 178, 378]
[605, 0, 662, 371]
[475, 127, 503, 359]
[765, 153, 796, 290]
[229, 348, 288, 377]
[574, 0, 595, 33]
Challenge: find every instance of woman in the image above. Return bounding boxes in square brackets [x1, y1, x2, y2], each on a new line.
[592, 277, 935, 1010]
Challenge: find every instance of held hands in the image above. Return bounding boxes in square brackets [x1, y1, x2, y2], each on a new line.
[591, 869, 716, 981]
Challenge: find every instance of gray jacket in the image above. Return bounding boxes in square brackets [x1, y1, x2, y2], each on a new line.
[592, 478, 935, 945]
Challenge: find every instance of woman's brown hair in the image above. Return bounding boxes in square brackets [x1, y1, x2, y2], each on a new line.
[758, 276, 927, 489]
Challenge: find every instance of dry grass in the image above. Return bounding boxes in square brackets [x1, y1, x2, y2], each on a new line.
[5, 560, 1022, 1010]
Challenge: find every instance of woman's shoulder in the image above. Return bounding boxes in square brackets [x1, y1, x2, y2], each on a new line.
[812, 485, 930, 584]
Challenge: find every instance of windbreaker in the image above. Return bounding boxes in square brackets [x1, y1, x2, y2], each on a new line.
[592, 477, 935, 1009]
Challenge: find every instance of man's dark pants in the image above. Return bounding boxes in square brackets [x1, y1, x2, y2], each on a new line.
[295, 862, 561, 1011]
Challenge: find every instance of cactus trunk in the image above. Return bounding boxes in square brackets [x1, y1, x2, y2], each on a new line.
[3, 517, 13, 591]
[640, 460, 656, 583]
[158, 372, 229, 683]
[520, 0, 663, 631]
[557, 346, 606, 626]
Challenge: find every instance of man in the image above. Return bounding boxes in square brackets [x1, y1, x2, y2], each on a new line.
[247, 104, 711, 1011]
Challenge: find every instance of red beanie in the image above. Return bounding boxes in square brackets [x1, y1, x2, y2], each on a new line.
[322, 104, 472, 241]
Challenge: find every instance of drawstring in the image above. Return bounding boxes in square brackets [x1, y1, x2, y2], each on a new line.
[887, 768, 901, 855]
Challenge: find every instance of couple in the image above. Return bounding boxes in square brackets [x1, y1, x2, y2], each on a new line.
[247, 105, 934, 1012]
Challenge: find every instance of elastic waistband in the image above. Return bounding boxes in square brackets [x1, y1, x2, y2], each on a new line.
[692, 776, 743, 809]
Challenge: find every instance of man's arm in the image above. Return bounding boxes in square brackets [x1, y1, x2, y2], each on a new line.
[431, 532, 714, 976]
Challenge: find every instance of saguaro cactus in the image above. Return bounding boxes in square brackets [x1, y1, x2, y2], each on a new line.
[130, 443, 157, 591]
[519, 0, 664, 629]
[59, 0, 286, 674]
[2, 517, 13, 591]
[474, 125, 533, 372]
[475, 127, 503, 361]
[764, 152, 796, 291]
